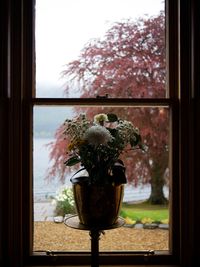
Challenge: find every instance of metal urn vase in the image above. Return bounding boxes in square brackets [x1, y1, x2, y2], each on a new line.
[72, 183, 124, 227]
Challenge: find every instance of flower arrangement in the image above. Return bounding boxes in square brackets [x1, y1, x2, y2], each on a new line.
[63, 113, 145, 185]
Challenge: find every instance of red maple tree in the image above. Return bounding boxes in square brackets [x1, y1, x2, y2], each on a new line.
[48, 12, 169, 204]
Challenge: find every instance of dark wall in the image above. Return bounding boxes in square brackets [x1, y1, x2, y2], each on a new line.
[0, 0, 200, 266]
[192, 0, 200, 263]
[0, 0, 9, 264]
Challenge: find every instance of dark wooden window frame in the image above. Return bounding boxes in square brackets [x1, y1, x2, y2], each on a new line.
[1, 0, 199, 266]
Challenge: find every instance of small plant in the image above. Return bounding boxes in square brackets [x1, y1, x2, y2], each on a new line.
[160, 218, 169, 224]
[141, 217, 154, 224]
[124, 217, 136, 225]
[52, 186, 76, 216]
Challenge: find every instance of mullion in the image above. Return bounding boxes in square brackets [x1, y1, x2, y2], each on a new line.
[32, 98, 174, 107]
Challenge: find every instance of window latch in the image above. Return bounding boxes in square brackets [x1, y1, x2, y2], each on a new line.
[96, 94, 109, 98]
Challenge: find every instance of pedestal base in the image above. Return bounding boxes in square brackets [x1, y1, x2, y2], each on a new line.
[64, 215, 125, 267]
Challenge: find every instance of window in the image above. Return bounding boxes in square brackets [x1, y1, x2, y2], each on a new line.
[1, 0, 198, 266]
[32, 0, 177, 263]
[33, 0, 171, 257]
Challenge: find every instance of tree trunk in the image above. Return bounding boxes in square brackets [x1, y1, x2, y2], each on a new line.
[147, 160, 168, 205]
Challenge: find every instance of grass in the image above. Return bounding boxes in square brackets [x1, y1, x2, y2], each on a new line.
[120, 201, 169, 224]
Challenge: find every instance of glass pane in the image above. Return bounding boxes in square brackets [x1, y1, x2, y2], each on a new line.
[35, 0, 166, 98]
[33, 105, 170, 252]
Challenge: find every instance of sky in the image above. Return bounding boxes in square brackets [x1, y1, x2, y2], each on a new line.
[35, 0, 164, 97]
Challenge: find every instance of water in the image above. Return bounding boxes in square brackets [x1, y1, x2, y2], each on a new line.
[33, 138, 68, 201]
[33, 138, 169, 203]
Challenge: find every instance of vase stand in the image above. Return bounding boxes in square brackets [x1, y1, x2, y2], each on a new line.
[64, 215, 125, 267]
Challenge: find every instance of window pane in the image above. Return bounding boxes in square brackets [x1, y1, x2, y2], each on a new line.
[35, 0, 166, 98]
[33, 106, 170, 252]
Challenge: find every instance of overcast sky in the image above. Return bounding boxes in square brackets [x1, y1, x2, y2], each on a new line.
[35, 0, 164, 97]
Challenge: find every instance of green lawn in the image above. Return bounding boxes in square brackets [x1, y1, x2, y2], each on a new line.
[120, 201, 169, 224]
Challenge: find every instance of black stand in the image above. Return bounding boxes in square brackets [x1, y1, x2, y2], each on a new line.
[64, 215, 124, 267]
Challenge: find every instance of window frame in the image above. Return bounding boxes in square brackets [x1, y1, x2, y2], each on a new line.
[1, 0, 198, 266]
[30, 0, 179, 264]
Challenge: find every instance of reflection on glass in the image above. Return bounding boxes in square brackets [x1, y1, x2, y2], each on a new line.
[35, 0, 165, 98]
[33, 106, 170, 252]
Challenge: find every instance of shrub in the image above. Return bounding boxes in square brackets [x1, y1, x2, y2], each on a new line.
[160, 218, 169, 224]
[141, 217, 154, 224]
[124, 217, 136, 225]
[52, 186, 76, 216]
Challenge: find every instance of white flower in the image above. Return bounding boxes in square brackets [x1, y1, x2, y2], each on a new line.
[57, 194, 65, 202]
[64, 114, 90, 141]
[69, 199, 75, 206]
[94, 113, 108, 125]
[84, 125, 113, 146]
[116, 120, 138, 145]
[51, 199, 57, 206]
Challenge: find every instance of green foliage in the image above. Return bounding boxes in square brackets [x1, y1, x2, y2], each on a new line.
[107, 113, 118, 122]
[64, 156, 81, 166]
